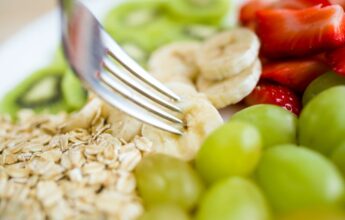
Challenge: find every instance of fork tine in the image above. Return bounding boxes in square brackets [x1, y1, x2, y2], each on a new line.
[60, 0, 184, 135]
[102, 58, 182, 113]
[101, 31, 181, 101]
[92, 80, 183, 135]
[100, 71, 184, 125]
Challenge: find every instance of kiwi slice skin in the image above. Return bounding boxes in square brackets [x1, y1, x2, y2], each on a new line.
[61, 70, 87, 111]
[166, 0, 230, 23]
[0, 66, 69, 118]
[17, 75, 63, 109]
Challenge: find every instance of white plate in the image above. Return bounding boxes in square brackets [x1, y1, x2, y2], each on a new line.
[0, 0, 120, 99]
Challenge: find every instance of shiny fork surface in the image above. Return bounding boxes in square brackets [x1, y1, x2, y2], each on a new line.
[59, 0, 183, 135]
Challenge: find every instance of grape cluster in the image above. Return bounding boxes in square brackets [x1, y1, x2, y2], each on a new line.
[135, 86, 345, 220]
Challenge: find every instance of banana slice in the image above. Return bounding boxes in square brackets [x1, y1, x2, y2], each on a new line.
[197, 59, 262, 109]
[105, 105, 143, 142]
[197, 28, 260, 80]
[148, 42, 201, 85]
[142, 82, 223, 161]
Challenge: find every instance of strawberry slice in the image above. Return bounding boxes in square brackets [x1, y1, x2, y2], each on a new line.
[257, 5, 345, 58]
[274, 0, 331, 9]
[245, 81, 302, 115]
[326, 46, 345, 76]
[330, 0, 345, 8]
[240, 0, 274, 27]
[240, 0, 331, 28]
[261, 59, 329, 92]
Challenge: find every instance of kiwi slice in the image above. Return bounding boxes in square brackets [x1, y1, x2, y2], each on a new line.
[61, 70, 87, 111]
[0, 66, 69, 118]
[51, 47, 68, 68]
[104, 1, 181, 54]
[166, 0, 229, 23]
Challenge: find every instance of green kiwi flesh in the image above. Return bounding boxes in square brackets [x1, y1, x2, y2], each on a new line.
[104, 1, 181, 57]
[0, 66, 69, 118]
[61, 70, 87, 111]
[167, 0, 230, 22]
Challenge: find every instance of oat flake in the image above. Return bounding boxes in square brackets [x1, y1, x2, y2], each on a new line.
[0, 100, 153, 220]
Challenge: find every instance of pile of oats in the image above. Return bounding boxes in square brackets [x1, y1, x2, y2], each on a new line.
[0, 99, 153, 220]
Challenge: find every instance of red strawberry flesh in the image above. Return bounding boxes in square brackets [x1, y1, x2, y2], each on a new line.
[274, 0, 331, 9]
[330, 0, 345, 8]
[240, 0, 331, 28]
[261, 59, 329, 92]
[326, 46, 345, 76]
[257, 5, 345, 58]
[240, 0, 274, 26]
[245, 82, 302, 115]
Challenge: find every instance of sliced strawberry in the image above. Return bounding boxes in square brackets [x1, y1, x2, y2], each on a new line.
[326, 46, 345, 76]
[240, 0, 331, 28]
[330, 0, 345, 9]
[240, 0, 274, 26]
[257, 5, 345, 58]
[261, 59, 329, 92]
[312, 52, 329, 63]
[274, 0, 331, 9]
[245, 81, 302, 115]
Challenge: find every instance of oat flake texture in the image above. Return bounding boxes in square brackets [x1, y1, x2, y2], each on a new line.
[0, 99, 153, 220]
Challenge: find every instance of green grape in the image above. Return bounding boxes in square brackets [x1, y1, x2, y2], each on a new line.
[277, 208, 345, 220]
[331, 141, 345, 176]
[299, 86, 345, 155]
[196, 177, 270, 220]
[231, 104, 297, 149]
[135, 154, 204, 211]
[139, 204, 191, 220]
[195, 121, 262, 184]
[256, 145, 344, 213]
[303, 72, 345, 105]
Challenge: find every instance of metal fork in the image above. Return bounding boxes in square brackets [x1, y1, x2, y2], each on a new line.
[59, 0, 183, 135]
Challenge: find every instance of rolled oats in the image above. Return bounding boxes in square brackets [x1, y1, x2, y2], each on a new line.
[119, 148, 142, 171]
[82, 162, 105, 174]
[116, 171, 136, 194]
[5, 163, 29, 178]
[0, 99, 153, 220]
[68, 148, 86, 168]
[40, 149, 62, 162]
[134, 137, 153, 152]
[1, 151, 18, 165]
[67, 168, 83, 183]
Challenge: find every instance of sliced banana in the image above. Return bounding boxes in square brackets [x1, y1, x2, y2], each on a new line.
[197, 28, 260, 80]
[148, 42, 201, 85]
[142, 82, 223, 161]
[105, 105, 143, 142]
[197, 59, 262, 109]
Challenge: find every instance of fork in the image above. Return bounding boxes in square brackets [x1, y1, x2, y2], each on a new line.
[59, 0, 183, 135]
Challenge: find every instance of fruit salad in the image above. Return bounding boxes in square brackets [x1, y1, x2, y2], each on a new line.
[2, 0, 345, 219]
